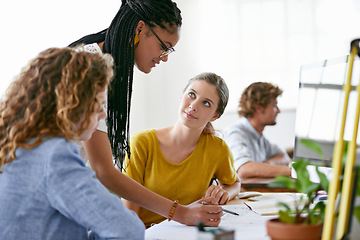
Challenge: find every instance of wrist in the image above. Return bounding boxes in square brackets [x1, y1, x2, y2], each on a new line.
[167, 200, 179, 221]
[171, 204, 187, 224]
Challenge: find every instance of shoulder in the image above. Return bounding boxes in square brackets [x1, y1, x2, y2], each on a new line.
[224, 119, 250, 140]
[130, 129, 157, 145]
[20, 137, 84, 170]
[83, 43, 102, 53]
[39, 137, 75, 152]
[14, 137, 76, 161]
[131, 129, 155, 139]
[43, 138, 87, 172]
[200, 135, 233, 163]
[203, 134, 229, 148]
[225, 118, 248, 133]
[41, 137, 79, 158]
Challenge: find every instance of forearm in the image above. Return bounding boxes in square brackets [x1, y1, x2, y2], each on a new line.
[264, 153, 291, 166]
[104, 169, 169, 209]
[122, 198, 141, 216]
[83, 131, 225, 226]
[237, 161, 291, 178]
[82, 130, 190, 224]
[103, 168, 194, 224]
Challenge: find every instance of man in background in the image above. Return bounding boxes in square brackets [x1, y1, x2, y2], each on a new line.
[224, 82, 291, 178]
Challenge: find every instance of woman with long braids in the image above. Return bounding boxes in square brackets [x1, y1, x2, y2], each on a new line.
[69, 0, 223, 226]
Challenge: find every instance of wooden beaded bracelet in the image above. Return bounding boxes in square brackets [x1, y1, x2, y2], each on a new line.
[168, 200, 179, 221]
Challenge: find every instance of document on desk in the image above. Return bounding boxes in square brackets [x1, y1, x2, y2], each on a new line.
[145, 204, 274, 240]
[220, 204, 274, 240]
[244, 192, 306, 215]
[220, 204, 270, 225]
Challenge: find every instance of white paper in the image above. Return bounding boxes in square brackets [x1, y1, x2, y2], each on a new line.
[145, 204, 275, 240]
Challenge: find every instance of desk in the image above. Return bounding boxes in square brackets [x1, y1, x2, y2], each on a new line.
[145, 194, 284, 240]
[241, 177, 295, 192]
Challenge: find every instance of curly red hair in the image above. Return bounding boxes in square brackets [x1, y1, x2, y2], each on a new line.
[0, 47, 113, 172]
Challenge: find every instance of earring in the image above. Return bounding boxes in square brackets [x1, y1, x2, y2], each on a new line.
[134, 34, 140, 45]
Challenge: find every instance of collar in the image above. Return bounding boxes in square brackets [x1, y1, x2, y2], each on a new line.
[240, 117, 262, 142]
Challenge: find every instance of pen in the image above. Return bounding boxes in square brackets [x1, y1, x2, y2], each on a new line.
[201, 202, 239, 216]
[244, 202, 252, 210]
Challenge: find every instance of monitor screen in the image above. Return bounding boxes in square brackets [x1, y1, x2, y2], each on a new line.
[293, 55, 360, 168]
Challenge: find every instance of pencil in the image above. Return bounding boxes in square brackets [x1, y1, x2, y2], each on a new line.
[201, 202, 239, 216]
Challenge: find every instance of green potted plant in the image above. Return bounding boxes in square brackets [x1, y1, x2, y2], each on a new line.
[266, 140, 330, 240]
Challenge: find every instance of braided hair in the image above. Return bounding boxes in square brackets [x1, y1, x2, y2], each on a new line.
[69, 0, 182, 170]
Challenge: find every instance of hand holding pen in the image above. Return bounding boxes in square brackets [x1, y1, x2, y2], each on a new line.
[181, 197, 222, 227]
[202, 202, 239, 216]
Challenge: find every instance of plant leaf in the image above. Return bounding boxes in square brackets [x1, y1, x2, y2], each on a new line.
[342, 141, 349, 165]
[316, 167, 329, 192]
[293, 160, 312, 193]
[279, 210, 296, 223]
[354, 206, 360, 223]
[304, 183, 321, 195]
[269, 175, 296, 190]
[310, 201, 326, 224]
[277, 202, 292, 212]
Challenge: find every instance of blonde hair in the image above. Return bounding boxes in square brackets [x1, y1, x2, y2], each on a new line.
[0, 47, 113, 172]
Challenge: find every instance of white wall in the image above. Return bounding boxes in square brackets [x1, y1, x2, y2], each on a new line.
[130, 0, 360, 150]
[2, 0, 360, 150]
[0, 0, 122, 96]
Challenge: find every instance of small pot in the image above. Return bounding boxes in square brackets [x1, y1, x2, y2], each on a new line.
[266, 218, 322, 240]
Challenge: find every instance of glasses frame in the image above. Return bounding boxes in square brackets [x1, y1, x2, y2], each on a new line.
[144, 22, 175, 58]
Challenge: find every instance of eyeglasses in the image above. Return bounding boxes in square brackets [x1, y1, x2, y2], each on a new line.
[144, 22, 175, 58]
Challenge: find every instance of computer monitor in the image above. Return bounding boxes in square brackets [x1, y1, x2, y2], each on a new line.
[292, 54, 360, 182]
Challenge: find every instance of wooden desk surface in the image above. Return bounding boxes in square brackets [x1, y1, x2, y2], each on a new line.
[241, 177, 294, 192]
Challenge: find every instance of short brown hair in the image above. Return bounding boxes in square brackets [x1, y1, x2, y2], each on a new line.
[238, 82, 282, 118]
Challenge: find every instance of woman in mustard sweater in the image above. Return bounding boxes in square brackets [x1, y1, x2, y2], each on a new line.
[123, 72, 241, 227]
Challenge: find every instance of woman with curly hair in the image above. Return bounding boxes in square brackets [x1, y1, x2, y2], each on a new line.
[0, 47, 145, 240]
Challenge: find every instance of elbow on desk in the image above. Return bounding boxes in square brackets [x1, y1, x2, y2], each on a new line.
[237, 162, 291, 178]
[236, 164, 254, 178]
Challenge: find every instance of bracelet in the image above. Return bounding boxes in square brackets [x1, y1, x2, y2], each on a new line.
[168, 200, 179, 221]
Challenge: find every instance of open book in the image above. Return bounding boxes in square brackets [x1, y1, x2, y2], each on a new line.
[244, 192, 306, 215]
